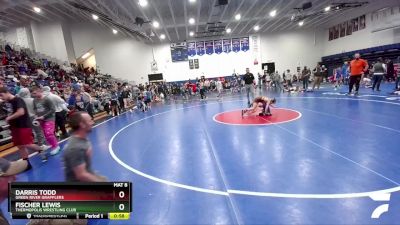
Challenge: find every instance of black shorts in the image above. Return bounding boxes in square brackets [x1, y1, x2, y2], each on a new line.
[111, 100, 118, 106]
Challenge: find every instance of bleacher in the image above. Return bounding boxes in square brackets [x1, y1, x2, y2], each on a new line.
[321, 43, 400, 75]
[0, 39, 130, 158]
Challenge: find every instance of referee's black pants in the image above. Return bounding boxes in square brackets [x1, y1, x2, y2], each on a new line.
[349, 75, 362, 93]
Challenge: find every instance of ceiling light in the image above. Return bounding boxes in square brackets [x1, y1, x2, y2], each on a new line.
[138, 0, 148, 7]
[269, 10, 277, 17]
[82, 52, 91, 59]
[235, 14, 241, 21]
[189, 31, 194, 36]
[160, 34, 166, 40]
[153, 21, 160, 28]
[254, 25, 260, 31]
[189, 0, 196, 3]
[33, 7, 41, 13]
[92, 14, 99, 20]
[299, 21, 304, 26]
[189, 18, 195, 24]
[325, 6, 331, 12]
[226, 28, 232, 33]
[112, 29, 118, 34]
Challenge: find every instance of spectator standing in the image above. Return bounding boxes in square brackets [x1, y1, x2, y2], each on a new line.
[17, 88, 48, 149]
[285, 70, 293, 88]
[216, 78, 223, 98]
[0, 87, 48, 165]
[31, 86, 60, 155]
[301, 66, 311, 91]
[312, 63, 323, 91]
[349, 53, 369, 95]
[395, 58, 400, 90]
[371, 58, 387, 91]
[272, 71, 283, 91]
[43, 86, 69, 138]
[199, 78, 206, 100]
[386, 59, 395, 82]
[342, 62, 350, 85]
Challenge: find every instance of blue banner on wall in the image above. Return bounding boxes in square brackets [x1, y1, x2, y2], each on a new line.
[223, 39, 231, 53]
[240, 37, 250, 52]
[188, 42, 196, 57]
[196, 41, 205, 56]
[232, 38, 241, 52]
[170, 42, 188, 62]
[205, 41, 214, 55]
[214, 40, 222, 54]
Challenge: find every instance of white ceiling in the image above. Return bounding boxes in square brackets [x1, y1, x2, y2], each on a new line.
[0, 0, 397, 42]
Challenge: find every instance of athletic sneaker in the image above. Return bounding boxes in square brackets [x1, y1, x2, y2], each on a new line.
[40, 152, 48, 162]
[50, 146, 61, 156]
[40, 145, 51, 151]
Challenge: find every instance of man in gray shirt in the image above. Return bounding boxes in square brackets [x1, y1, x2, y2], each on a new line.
[31, 86, 60, 155]
[63, 111, 107, 182]
[371, 57, 387, 91]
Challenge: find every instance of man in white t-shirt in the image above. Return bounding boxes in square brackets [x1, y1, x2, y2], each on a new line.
[285, 69, 293, 87]
[216, 78, 223, 98]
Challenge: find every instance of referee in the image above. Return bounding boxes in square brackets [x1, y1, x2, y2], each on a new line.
[243, 68, 255, 106]
[349, 53, 369, 95]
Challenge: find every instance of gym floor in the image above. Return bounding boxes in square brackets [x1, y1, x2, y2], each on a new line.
[2, 84, 400, 225]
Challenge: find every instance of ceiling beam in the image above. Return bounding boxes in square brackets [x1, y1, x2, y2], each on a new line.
[266, 0, 300, 32]
[0, 16, 19, 25]
[38, 4, 69, 22]
[238, 0, 272, 34]
[168, 0, 180, 40]
[8, 8, 43, 23]
[19, 4, 54, 22]
[46, 4, 80, 22]
[224, 0, 246, 33]
[231, 0, 259, 34]
[126, 0, 158, 41]
[304, 0, 359, 29]
[306, 9, 356, 29]
[195, 0, 203, 33]
[0, 19, 13, 25]
[150, 0, 171, 42]
[183, 0, 189, 39]
[0, 13, 24, 24]
[54, 1, 88, 21]
[279, 0, 331, 32]
[96, 0, 147, 42]
[217, 1, 229, 22]
[257, 0, 290, 32]
[204, 0, 217, 32]
[66, 3, 98, 24]
[249, 0, 281, 33]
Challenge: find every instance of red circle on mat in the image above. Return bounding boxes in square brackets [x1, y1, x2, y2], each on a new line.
[213, 108, 302, 126]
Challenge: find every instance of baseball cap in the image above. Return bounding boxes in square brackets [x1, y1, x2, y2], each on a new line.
[0, 158, 28, 177]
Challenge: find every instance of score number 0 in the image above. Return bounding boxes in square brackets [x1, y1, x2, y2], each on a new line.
[118, 191, 125, 211]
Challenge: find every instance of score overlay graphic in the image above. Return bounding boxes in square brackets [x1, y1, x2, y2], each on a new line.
[8, 182, 132, 220]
